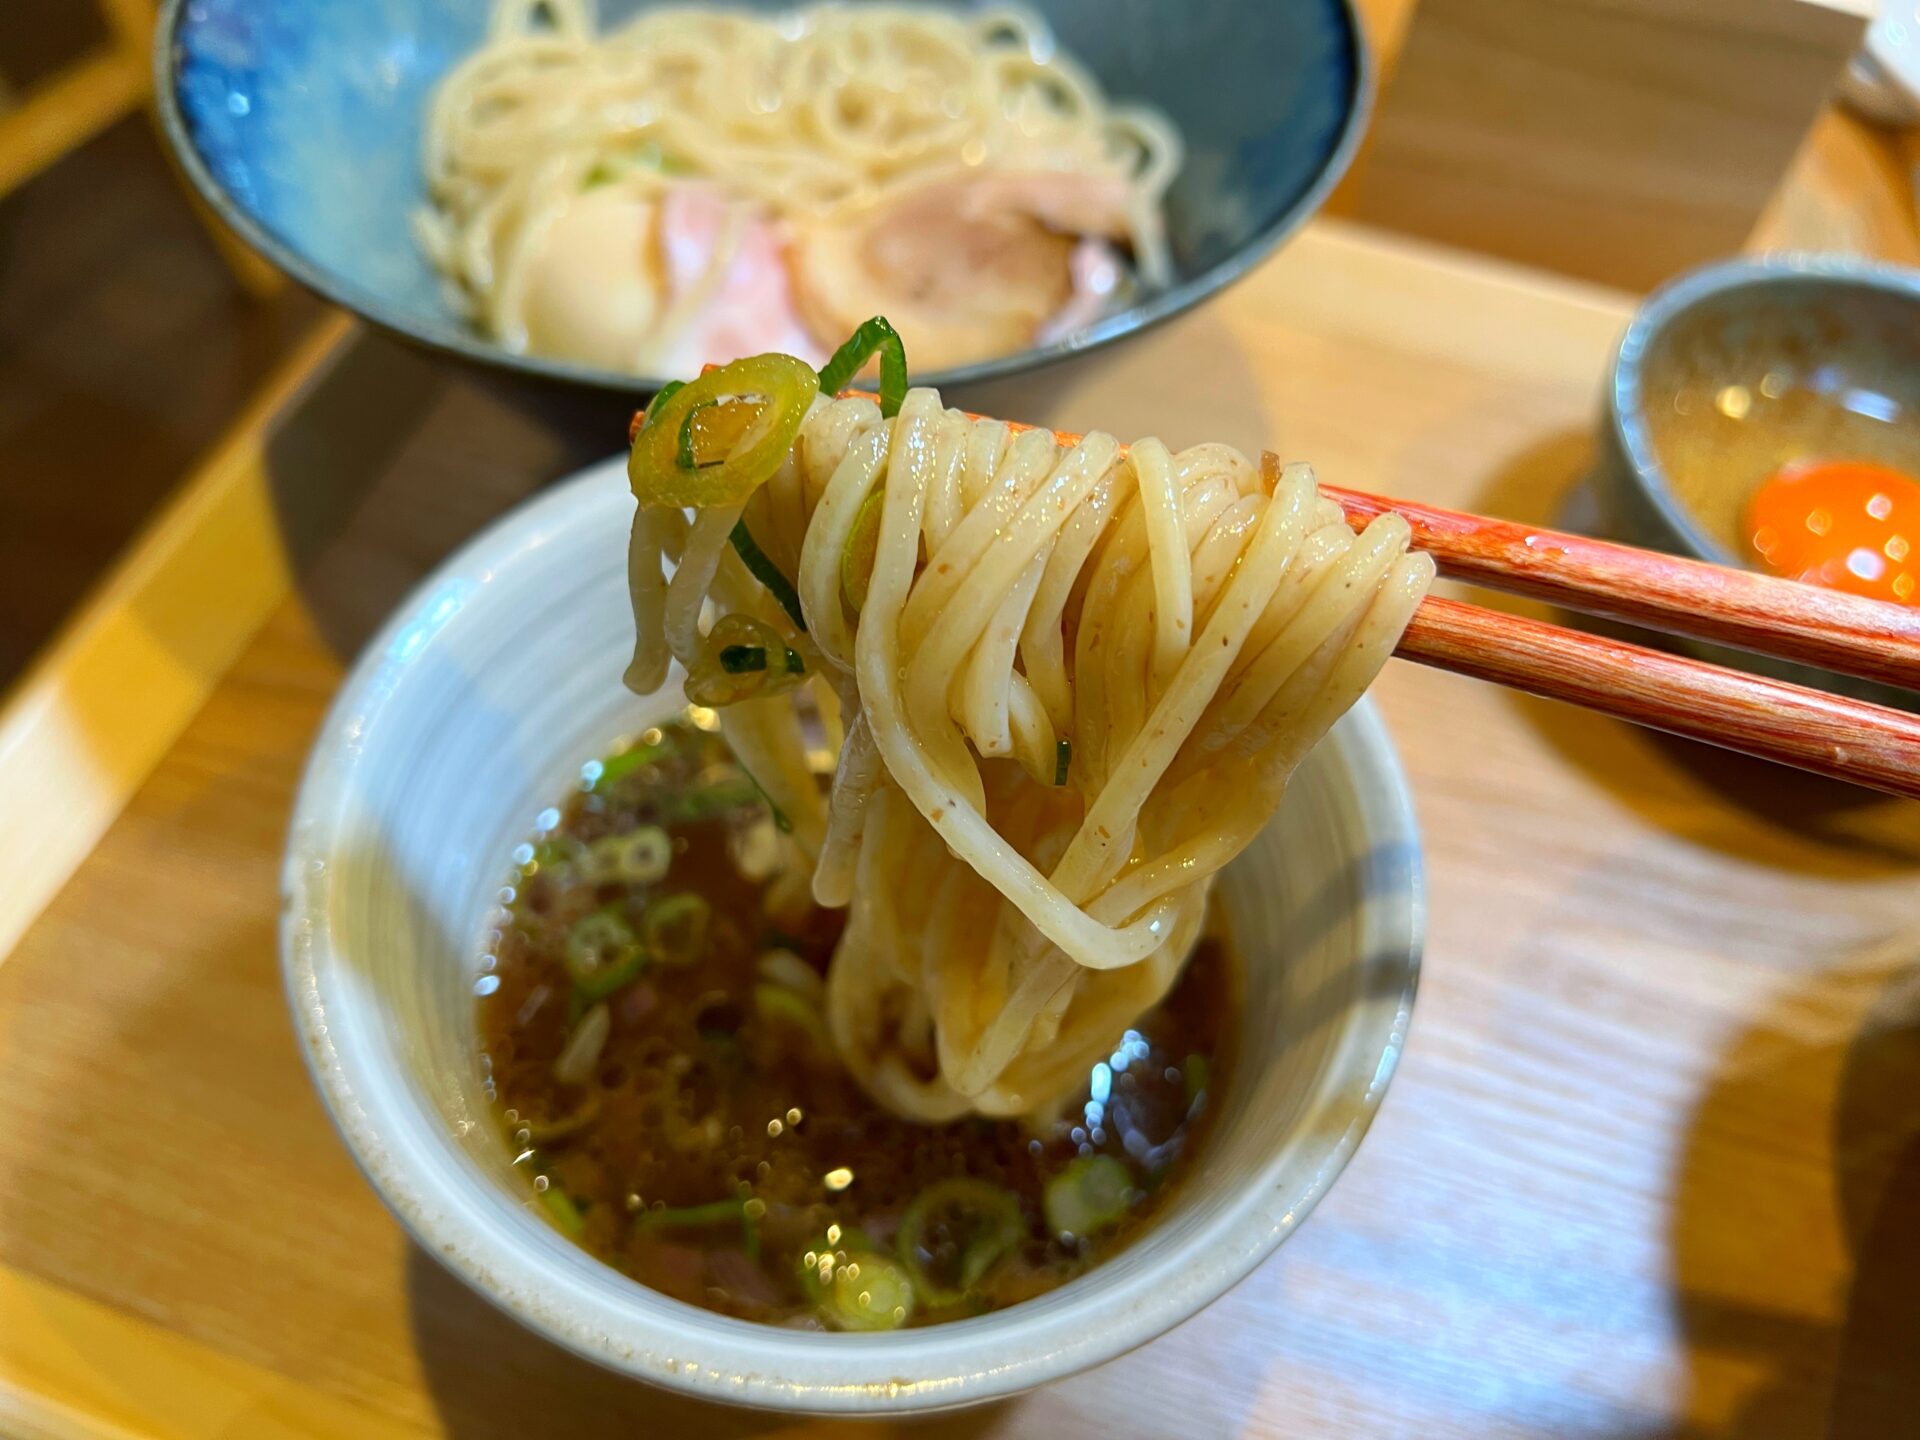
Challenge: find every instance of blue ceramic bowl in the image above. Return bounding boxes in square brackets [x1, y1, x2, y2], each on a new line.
[155, 0, 1369, 395]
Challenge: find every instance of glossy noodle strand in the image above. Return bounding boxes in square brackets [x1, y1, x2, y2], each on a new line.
[627, 386, 1433, 1121]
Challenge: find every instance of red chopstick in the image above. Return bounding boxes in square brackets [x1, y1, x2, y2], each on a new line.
[1286, 464, 1920, 800]
[1318, 483, 1920, 693]
[635, 395, 1920, 799]
[1403, 597, 1920, 800]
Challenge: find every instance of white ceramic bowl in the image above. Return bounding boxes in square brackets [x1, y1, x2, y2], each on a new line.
[281, 456, 1424, 1414]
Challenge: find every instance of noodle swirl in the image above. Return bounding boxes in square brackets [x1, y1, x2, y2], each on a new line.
[628, 384, 1433, 1120]
[417, 0, 1181, 370]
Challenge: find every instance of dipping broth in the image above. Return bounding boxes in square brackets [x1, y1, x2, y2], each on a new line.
[479, 716, 1231, 1330]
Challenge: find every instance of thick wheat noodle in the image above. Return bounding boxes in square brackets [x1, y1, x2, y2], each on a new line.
[417, 0, 1181, 363]
[626, 386, 1432, 1118]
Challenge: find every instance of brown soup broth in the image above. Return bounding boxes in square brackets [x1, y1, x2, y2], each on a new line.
[479, 716, 1232, 1329]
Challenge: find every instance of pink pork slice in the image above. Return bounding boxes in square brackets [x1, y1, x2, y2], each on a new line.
[653, 185, 825, 373]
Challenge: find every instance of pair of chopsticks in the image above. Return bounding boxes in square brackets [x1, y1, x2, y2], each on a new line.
[1310, 472, 1920, 802]
[653, 387, 1920, 800]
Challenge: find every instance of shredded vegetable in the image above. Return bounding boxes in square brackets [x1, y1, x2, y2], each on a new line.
[817, 316, 908, 418]
[754, 982, 833, 1051]
[521, 1092, 600, 1145]
[728, 520, 808, 631]
[592, 733, 673, 790]
[638, 1198, 758, 1260]
[539, 1185, 587, 1237]
[1054, 739, 1072, 787]
[740, 764, 792, 834]
[666, 773, 761, 822]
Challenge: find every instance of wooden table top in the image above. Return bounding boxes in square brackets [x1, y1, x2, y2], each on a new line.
[2, 219, 1917, 1440]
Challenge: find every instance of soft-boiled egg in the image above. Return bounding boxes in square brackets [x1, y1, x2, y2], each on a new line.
[519, 189, 663, 370]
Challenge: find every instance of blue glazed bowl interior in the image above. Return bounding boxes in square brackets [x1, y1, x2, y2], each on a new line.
[160, 0, 1366, 392]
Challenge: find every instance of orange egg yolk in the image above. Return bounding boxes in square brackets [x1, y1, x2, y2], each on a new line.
[1745, 459, 1920, 607]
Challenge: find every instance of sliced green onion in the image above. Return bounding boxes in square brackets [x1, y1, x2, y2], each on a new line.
[573, 947, 646, 1003]
[1043, 1155, 1135, 1240]
[586, 827, 671, 884]
[823, 1250, 914, 1331]
[642, 892, 711, 967]
[564, 906, 641, 986]
[729, 520, 807, 631]
[1183, 1053, 1212, 1108]
[818, 316, 908, 418]
[897, 1178, 1024, 1306]
[1054, 739, 1072, 787]
[539, 1185, 586, 1237]
[686, 614, 805, 707]
[628, 355, 818, 508]
[839, 488, 885, 614]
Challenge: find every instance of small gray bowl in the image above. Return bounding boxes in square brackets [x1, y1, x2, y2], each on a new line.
[1598, 254, 1920, 710]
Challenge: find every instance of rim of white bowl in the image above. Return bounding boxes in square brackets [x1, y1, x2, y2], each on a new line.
[281, 457, 1424, 1413]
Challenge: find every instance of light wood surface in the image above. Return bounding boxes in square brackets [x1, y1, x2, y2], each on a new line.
[1, 221, 1917, 1439]
[0, 313, 352, 965]
[1348, 0, 1870, 290]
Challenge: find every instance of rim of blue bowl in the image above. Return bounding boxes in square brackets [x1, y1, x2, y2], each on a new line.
[1609, 252, 1920, 570]
[152, 0, 1373, 397]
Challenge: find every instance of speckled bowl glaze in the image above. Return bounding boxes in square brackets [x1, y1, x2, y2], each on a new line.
[281, 454, 1424, 1413]
[1600, 254, 1920, 711]
[157, 0, 1369, 397]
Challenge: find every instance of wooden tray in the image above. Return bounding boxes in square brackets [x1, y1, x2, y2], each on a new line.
[2, 222, 1916, 1439]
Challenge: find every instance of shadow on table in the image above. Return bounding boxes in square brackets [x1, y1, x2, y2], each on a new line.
[255, 330, 624, 664]
[1664, 939, 1920, 1438]
[405, 1243, 1014, 1440]
[1454, 428, 1920, 873]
